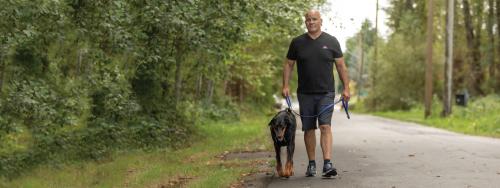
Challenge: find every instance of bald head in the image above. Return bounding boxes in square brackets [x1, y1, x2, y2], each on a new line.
[304, 9, 322, 19]
[304, 10, 322, 34]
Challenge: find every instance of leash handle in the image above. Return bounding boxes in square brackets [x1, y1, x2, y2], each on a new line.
[342, 98, 350, 119]
[285, 95, 292, 109]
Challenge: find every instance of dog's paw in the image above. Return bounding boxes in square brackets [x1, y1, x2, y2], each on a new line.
[285, 163, 293, 175]
[278, 170, 285, 177]
[282, 163, 293, 177]
[276, 166, 284, 177]
[283, 169, 291, 178]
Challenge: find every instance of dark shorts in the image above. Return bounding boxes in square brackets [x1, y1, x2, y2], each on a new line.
[297, 92, 335, 131]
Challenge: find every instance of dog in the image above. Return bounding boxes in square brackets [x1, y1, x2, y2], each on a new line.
[268, 108, 296, 178]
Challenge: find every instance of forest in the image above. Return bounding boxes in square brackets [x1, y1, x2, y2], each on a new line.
[0, 0, 323, 177]
[347, 0, 500, 111]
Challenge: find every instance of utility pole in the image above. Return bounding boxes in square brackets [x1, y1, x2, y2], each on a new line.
[372, 0, 379, 107]
[373, 0, 378, 75]
[374, 0, 379, 67]
[442, 0, 454, 117]
[425, 0, 434, 118]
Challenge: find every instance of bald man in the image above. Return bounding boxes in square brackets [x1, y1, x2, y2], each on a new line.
[282, 10, 350, 177]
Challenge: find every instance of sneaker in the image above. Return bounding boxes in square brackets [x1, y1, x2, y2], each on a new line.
[322, 162, 337, 177]
[305, 163, 317, 177]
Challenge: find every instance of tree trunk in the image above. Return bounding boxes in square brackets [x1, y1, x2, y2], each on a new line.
[462, 0, 484, 96]
[374, 0, 379, 84]
[487, 0, 495, 85]
[358, 32, 364, 98]
[77, 47, 84, 76]
[196, 74, 203, 98]
[424, 0, 434, 118]
[442, 0, 454, 117]
[239, 79, 244, 103]
[0, 62, 4, 92]
[474, 1, 484, 95]
[174, 36, 184, 104]
[174, 53, 182, 103]
[497, 0, 500, 92]
[206, 79, 214, 104]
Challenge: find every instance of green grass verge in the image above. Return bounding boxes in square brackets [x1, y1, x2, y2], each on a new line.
[0, 115, 273, 188]
[357, 95, 500, 138]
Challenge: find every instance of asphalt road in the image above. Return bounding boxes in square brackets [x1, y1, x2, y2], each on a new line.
[252, 113, 500, 188]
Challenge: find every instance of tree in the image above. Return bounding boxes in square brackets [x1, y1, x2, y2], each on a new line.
[462, 0, 484, 96]
[442, 0, 455, 117]
[425, 0, 434, 118]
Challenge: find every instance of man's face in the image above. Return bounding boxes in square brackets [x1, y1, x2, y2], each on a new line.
[305, 12, 322, 33]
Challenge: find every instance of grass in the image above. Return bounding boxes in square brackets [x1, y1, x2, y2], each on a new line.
[0, 115, 273, 188]
[356, 95, 500, 138]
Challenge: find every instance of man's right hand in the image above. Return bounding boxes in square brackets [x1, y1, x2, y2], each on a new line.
[282, 87, 290, 97]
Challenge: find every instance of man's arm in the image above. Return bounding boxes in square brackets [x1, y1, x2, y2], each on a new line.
[335, 57, 350, 101]
[282, 59, 295, 97]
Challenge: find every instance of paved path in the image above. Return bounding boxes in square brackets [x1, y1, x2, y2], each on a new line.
[251, 113, 500, 188]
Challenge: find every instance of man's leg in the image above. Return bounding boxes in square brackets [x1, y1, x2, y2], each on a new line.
[304, 128, 317, 177]
[319, 124, 336, 177]
[304, 129, 316, 160]
[319, 124, 332, 160]
[317, 92, 337, 177]
[298, 93, 319, 177]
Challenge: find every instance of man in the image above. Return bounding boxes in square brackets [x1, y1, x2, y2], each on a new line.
[282, 9, 350, 177]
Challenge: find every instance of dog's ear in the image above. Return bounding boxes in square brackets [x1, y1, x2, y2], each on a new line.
[268, 117, 276, 127]
[284, 116, 292, 126]
[285, 114, 295, 125]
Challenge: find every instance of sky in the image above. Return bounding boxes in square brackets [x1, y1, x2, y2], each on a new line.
[319, 0, 391, 51]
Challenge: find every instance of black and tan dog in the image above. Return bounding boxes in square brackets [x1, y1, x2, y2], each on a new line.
[268, 109, 296, 177]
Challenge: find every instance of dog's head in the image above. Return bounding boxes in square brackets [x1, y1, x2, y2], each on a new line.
[269, 110, 294, 142]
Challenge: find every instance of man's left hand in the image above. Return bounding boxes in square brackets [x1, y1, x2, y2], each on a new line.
[342, 89, 350, 101]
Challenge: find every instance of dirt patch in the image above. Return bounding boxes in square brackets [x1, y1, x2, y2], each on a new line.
[123, 168, 139, 187]
[227, 152, 274, 188]
[229, 160, 274, 188]
[156, 176, 195, 188]
[184, 151, 208, 163]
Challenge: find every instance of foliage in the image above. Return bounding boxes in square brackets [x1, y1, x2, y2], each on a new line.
[0, 0, 324, 178]
[372, 95, 500, 138]
[344, 19, 382, 97]
[0, 115, 271, 188]
[344, 0, 499, 111]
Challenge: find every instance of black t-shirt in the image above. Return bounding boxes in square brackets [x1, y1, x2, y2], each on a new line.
[286, 32, 343, 94]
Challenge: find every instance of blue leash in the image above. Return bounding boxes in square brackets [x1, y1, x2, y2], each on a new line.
[286, 95, 350, 119]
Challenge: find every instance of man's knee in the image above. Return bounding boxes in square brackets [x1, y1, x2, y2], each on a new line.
[319, 124, 331, 133]
[304, 129, 315, 136]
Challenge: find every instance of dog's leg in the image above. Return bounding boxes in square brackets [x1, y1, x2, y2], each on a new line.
[289, 142, 295, 176]
[284, 145, 294, 177]
[283, 152, 290, 177]
[274, 144, 284, 177]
